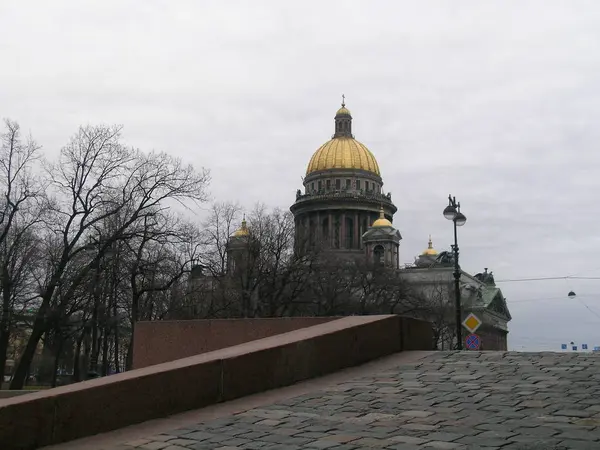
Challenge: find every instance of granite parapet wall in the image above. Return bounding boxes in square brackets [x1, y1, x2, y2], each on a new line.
[0, 315, 433, 450]
[133, 317, 338, 369]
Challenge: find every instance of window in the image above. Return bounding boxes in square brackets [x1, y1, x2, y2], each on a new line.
[321, 218, 329, 246]
[345, 217, 354, 249]
[335, 179, 340, 189]
[326, 180, 331, 190]
[311, 182, 314, 191]
[374, 245, 384, 266]
[318, 180, 322, 191]
[356, 180, 361, 190]
[346, 179, 351, 188]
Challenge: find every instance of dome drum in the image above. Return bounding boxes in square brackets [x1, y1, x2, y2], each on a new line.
[291, 193, 397, 217]
[304, 167, 383, 183]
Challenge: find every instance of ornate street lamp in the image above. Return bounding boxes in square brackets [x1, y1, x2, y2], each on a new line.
[443, 195, 467, 350]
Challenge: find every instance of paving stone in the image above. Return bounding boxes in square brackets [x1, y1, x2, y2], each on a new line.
[165, 438, 199, 446]
[424, 432, 465, 442]
[423, 441, 465, 449]
[124, 439, 152, 447]
[304, 440, 345, 448]
[399, 410, 434, 418]
[387, 435, 431, 445]
[401, 423, 439, 431]
[476, 430, 516, 439]
[386, 445, 422, 450]
[140, 442, 171, 450]
[513, 426, 559, 438]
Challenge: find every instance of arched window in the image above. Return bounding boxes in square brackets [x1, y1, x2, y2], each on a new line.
[374, 245, 384, 266]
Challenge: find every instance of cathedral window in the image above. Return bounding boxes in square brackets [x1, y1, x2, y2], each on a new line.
[345, 217, 354, 248]
[318, 180, 322, 191]
[326, 179, 331, 190]
[356, 180, 361, 190]
[311, 182, 314, 192]
[335, 179, 340, 189]
[334, 215, 340, 248]
[321, 217, 329, 246]
[374, 245, 384, 266]
[346, 179, 351, 189]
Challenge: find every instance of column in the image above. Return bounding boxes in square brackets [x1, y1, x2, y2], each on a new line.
[354, 211, 359, 249]
[341, 211, 346, 249]
[316, 211, 320, 242]
[329, 212, 333, 245]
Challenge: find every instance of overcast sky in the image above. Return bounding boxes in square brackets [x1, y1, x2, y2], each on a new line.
[2, 1, 600, 351]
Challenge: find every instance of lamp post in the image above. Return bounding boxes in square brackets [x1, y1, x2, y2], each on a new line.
[443, 195, 467, 350]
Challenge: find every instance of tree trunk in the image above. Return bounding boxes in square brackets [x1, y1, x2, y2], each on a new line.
[125, 294, 139, 371]
[51, 337, 64, 388]
[9, 316, 45, 389]
[72, 328, 85, 382]
[0, 273, 13, 386]
[0, 327, 10, 386]
[101, 324, 109, 376]
[89, 268, 101, 374]
[113, 303, 120, 373]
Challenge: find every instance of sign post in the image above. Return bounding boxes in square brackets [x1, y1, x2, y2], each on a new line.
[465, 334, 481, 350]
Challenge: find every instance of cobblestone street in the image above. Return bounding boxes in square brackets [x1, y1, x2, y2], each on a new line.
[105, 352, 600, 450]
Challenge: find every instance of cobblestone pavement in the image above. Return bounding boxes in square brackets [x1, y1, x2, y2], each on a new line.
[118, 352, 600, 450]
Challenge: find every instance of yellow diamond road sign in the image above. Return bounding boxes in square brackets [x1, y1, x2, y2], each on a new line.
[462, 313, 482, 333]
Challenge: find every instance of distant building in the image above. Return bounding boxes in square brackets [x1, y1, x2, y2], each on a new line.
[288, 101, 511, 349]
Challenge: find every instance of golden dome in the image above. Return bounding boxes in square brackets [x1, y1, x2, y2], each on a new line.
[232, 217, 249, 237]
[372, 207, 393, 228]
[422, 235, 438, 256]
[306, 137, 381, 176]
[336, 106, 351, 116]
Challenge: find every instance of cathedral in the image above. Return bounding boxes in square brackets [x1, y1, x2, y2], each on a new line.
[222, 101, 512, 350]
[290, 100, 401, 267]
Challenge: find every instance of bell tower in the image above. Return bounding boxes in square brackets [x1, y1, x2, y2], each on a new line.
[362, 207, 402, 268]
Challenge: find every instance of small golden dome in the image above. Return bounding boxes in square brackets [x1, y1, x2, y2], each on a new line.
[306, 137, 380, 176]
[232, 217, 249, 237]
[372, 207, 393, 228]
[336, 106, 352, 116]
[422, 235, 438, 256]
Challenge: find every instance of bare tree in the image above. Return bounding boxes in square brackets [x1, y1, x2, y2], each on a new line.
[10, 124, 210, 389]
[122, 213, 202, 370]
[0, 119, 45, 384]
[396, 274, 456, 349]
